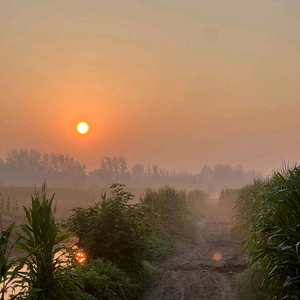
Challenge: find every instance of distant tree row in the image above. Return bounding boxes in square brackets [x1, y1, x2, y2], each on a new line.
[200, 164, 262, 184]
[94, 156, 262, 187]
[0, 148, 86, 187]
[0, 149, 263, 188]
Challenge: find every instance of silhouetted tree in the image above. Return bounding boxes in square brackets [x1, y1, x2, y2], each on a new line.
[98, 156, 129, 183]
[200, 165, 214, 185]
[2, 148, 86, 187]
[6, 148, 42, 173]
[0, 158, 6, 176]
[152, 164, 159, 180]
[131, 163, 144, 177]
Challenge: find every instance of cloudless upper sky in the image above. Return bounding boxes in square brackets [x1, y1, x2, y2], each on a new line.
[1, 0, 300, 175]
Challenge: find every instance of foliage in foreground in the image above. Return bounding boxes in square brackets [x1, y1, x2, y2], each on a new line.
[75, 258, 143, 300]
[239, 166, 300, 299]
[2, 183, 205, 299]
[13, 183, 74, 299]
[0, 220, 23, 300]
[65, 184, 155, 272]
[64, 184, 206, 299]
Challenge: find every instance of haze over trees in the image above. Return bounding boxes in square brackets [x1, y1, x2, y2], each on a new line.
[0, 148, 87, 187]
[92, 156, 262, 189]
[0, 148, 262, 188]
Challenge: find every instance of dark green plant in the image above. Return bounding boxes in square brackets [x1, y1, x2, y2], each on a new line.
[235, 264, 268, 300]
[0, 221, 23, 300]
[140, 186, 188, 234]
[66, 183, 154, 272]
[38, 268, 95, 300]
[243, 166, 300, 299]
[186, 189, 207, 219]
[234, 180, 266, 237]
[75, 258, 141, 300]
[14, 182, 74, 299]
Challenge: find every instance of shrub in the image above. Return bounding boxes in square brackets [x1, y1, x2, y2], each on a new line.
[41, 270, 96, 300]
[75, 259, 141, 300]
[65, 184, 155, 272]
[140, 186, 188, 234]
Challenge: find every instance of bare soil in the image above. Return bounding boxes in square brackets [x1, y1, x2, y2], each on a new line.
[140, 201, 246, 300]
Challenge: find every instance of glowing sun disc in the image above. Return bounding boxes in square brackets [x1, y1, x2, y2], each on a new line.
[77, 122, 89, 134]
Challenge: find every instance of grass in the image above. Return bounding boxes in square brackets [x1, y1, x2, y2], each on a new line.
[0, 186, 149, 222]
[235, 265, 267, 300]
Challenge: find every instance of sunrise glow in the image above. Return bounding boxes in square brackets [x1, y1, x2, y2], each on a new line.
[77, 122, 89, 134]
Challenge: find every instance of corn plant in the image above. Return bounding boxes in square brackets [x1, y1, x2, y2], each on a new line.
[14, 183, 74, 299]
[234, 180, 266, 237]
[242, 166, 300, 299]
[0, 221, 23, 300]
[187, 189, 207, 209]
[140, 186, 188, 234]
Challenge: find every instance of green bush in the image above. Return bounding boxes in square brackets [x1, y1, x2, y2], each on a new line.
[38, 270, 95, 300]
[75, 259, 141, 300]
[140, 186, 188, 235]
[65, 184, 155, 272]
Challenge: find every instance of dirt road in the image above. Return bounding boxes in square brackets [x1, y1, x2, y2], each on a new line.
[140, 201, 246, 300]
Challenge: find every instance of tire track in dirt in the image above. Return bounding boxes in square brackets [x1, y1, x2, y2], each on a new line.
[140, 201, 246, 300]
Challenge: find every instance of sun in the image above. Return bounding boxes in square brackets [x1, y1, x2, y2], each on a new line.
[77, 122, 89, 134]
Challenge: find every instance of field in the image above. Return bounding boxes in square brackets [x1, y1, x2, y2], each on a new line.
[0, 185, 148, 221]
[0, 183, 211, 299]
[4, 171, 298, 300]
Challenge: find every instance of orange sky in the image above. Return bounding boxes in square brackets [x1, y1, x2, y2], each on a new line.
[1, 0, 300, 175]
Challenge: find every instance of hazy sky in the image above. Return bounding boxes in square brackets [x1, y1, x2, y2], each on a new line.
[1, 0, 300, 175]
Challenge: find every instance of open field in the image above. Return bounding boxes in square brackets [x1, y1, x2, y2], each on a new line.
[0, 185, 149, 221]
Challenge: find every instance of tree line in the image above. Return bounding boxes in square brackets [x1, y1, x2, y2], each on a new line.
[95, 156, 262, 187]
[0, 148, 86, 187]
[0, 148, 262, 187]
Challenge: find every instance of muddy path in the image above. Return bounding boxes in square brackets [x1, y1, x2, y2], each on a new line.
[140, 201, 246, 300]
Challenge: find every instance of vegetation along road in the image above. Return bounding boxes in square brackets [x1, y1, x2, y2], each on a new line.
[140, 202, 246, 300]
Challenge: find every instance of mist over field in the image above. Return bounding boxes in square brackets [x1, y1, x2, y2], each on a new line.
[0, 148, 263, 194]
[1, 0, 300, 179]
[1, 2, 300, 299]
